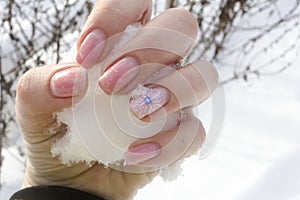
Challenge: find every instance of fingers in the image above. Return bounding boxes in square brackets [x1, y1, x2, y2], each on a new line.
[124, 112, 205, 167]
[16, 64, 87, 139]
[98, 8, 199, 94]
[129, 60, 218, 119]
[77, 0, 152, 68]
[156, 60, 218, 115]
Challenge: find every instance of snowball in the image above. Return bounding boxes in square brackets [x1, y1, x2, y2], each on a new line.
[51, 23, 186, 180]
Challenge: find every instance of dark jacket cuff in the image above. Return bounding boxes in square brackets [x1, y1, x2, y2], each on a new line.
[9, 185, 105, 200]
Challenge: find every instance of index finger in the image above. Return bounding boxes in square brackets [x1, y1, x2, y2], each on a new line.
[77, 0, 152, 68]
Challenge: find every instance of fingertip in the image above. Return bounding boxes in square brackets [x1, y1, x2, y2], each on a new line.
[191, 60, 219, 92]
[16, 67, 38, 105]
[163, 7, 199, 40]
[16, 64, 84, 114]
[77, 0, 153, 55]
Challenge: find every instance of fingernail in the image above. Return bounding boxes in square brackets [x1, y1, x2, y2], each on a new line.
[50, 68, 87, 98]
[124, 142, 161, 165]
[77, 29, 106, 69]
[98, 57, 140, 94]
[129, 86, 170, 118]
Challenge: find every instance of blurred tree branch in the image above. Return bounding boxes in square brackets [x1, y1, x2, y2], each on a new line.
[0, 51, 3, 184]
[162, 0, 300, 83]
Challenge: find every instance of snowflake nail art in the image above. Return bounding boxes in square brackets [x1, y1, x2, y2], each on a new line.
[129, 85, 170, 118]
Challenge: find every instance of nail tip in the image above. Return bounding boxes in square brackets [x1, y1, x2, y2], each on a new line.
[98, 79, 113, 95]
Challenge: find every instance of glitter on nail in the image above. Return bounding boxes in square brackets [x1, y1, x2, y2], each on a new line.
[145, 96, 152, 104]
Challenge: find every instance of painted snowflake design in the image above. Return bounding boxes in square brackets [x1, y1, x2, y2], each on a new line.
[130, 85, 168, 118]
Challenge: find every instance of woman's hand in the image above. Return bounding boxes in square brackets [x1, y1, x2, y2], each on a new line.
[16, 0, 218, 199]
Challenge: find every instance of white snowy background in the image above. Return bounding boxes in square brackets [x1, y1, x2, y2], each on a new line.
[1, 0, 300, 200]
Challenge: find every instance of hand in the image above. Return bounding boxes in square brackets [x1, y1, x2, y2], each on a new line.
[16, 0, 218, 199]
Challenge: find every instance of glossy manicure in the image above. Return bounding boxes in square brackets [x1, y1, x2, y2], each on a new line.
[130, 86, 170, 118]
[77, 29, 106, 69]
[124, 142, 161, 165]
[50, 67, 87, 98]
[98, 57, 140, 94]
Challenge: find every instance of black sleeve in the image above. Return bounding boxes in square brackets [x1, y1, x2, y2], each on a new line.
[9, 186, 106, 200]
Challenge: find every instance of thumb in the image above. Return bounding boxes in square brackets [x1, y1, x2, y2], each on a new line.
[16, 63, 87, 140]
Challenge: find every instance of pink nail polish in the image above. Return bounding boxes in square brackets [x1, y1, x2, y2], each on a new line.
[124, 143, 161, 165]
[77, 29, 106, 69]
[129, 86, 170, 118]
[98, 57, 140, 94]
[50, 68, 87, 98]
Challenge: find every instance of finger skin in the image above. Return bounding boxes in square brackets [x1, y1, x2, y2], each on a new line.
[16, 64, 148, 200]
[128, 112, 206, 168]
[150, 60, 219, 119]
[15, 64, 86, 141]
[100, 8, 199, 94]
[122, 8, 199, 64]
[77, 0, 152, 49]
[16, 64, 155, 200]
